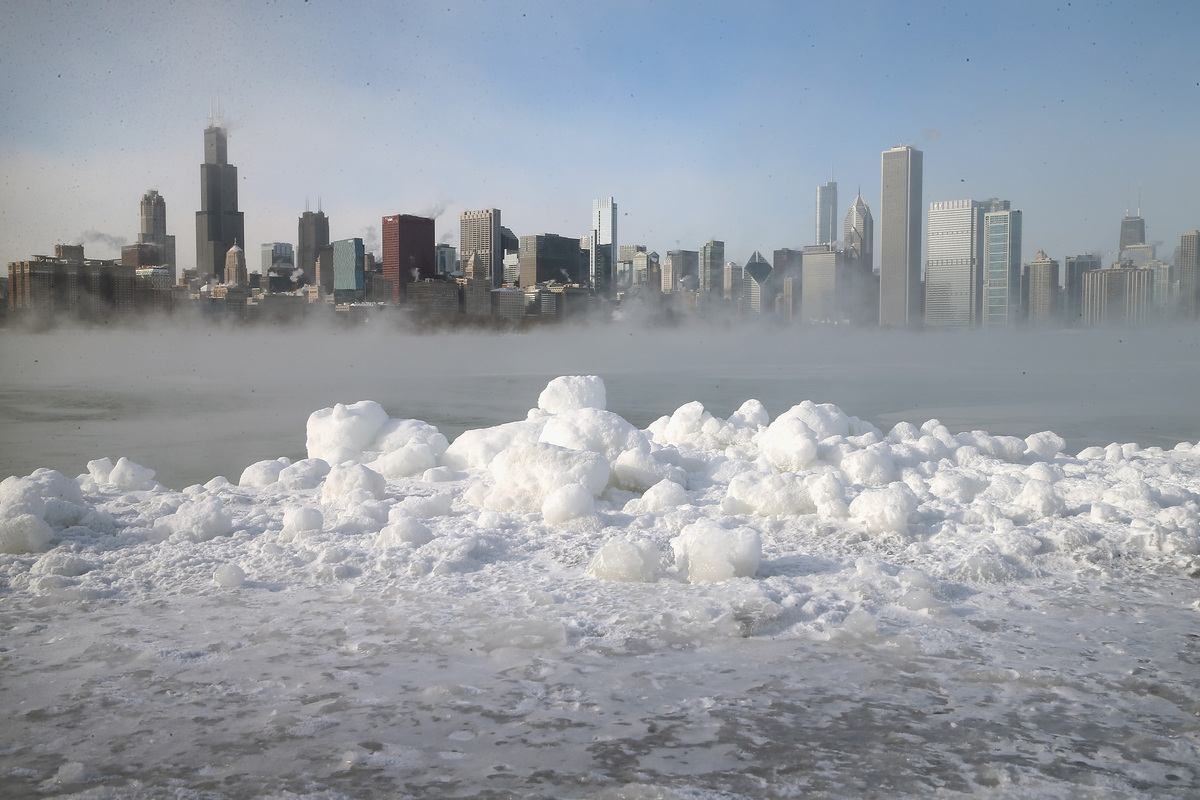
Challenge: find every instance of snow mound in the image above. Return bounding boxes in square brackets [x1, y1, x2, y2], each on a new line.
[671, 520, 762, 584]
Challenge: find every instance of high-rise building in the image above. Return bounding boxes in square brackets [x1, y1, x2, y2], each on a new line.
[815, 180, 838, 246]
[1179, 230, 1199, 319]
[435, 243, 457, 276]
[332, 238, 365, 304]
[742, 251, 774, 314]
[460, 209, 502, 287]
[800, 244, 843, 323]
[195, 111, 244, 284]
[879, 146, 922, 326]
[261, 242, 294, 273]
[138, 190, 176, 282]
[1082, 265, 1153, 326]
[723, 261, 743, 302]
[1121, 242, 1156, 268]
[224, 241, 247, 288]
[661, 250, 698, 293]
[924, 199, 983, 328]
[981, 199, 1022, 328]
[518, 234, 583, 287]
[382, 214, 435, 303]
[1025, 250, 1059, 325]
[297, 204, 329, 287]
[843, 191, 875, 324]
[1064, 253, 1101, 325]
[772, 248, 803, 283]
[590, 197, 618, 297]
[1119, 212, 1146, 256]
[699, 240, 725, 294]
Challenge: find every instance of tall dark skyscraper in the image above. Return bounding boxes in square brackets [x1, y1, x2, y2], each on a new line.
[879, 145, 922, 326]
[815, 179, 837, 246]
[1119, 212, 1146, 257]
[382, 213, 435, 303]
[297, 203, 330, 287]
[1179, 230, 1199, 319]
[139, 190, 176, 281]
[195, 110, 244, 283]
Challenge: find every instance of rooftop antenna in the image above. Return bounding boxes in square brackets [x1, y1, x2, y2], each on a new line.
[318, 196, 322, 213]
[1137, 184, 1141, 217]
[207, 97, 213, 127]
[305, 197, 310, 213]
[215, 92, 222, 127]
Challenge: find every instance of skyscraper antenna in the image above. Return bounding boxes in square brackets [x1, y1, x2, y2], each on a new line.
[1137, 184, 1141, 217]
[318, 196, 322, 213]
[306, 197, 310, 213]
[215, 92, 222, 127]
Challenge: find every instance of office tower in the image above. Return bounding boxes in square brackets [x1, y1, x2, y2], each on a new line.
[315, 244, 334, 294]
[1119, 212, 1146, 256]
[815, 180, 837, 245]
[297, 203, 329, 287]
[518, 234, 583, 287]
[195, 110, 245, 284]
[1179, 230, 1199, 319]
[381, 214, 435, 303]
[138, 190, 176, 281]
[619, 244, 646, 262]
[1148, 260, 1173, 311]
[332, 238, 365, 303]
[742, 251, 773, 313]
[1064, 253, 1100, 325]
[800, 244, 843, 323]
[261, 242, 294, 273]
[724, 261, 743, 301]
[590, 197, 618, 297]
[460, 209, 502, 287]
[224, 241, 247, 288]
[661, 250, 698, 293]
[879, 146, 922, 326]
[1082, 265, 1153, 326]
[981, 199, 1022, 328]
[1121, 242, 1155, 268]
[699, 240, 725, 294]
[121, 242, 160, 269]
[844, 191, 873, 273]
[772, 248, 803, 283]
[631, 251, 659, 290]
[1025, 250, 1059, 325]
[924, 200, 983, 328]
[434, 243, 457, 275]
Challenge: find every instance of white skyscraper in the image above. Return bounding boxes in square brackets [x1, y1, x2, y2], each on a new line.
[880, 146, 923, 326]
[590, 197, 617, 297]
[815, 180, 837, 246]
[924, 200, 983, 328]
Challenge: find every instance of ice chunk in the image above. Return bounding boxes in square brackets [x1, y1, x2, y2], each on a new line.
[539, 407, 649, 463]
[484, 443, 609, 511]
[277, 458, 330, 490]
[671, 520, 761, 584]
[1025, 431, 1067, 460]
[306, 400, 390, 462]
[282, 506, 323, 537]
[610, 448, 688, 492]
[0, 512, 54, 554]
[109, 457, 156, 490]
[849, 484, 918, 535]
[369, 417, 449, 460]
[369, 442, 437, 479]
[239, 457, 291, 487]
[442, 418, 547, 470]
[728, 399, 770, 430]
[542, 483, 596, 524]
[377, 517, 434, 547]
[623, 478, 689, 515]
[153, 496, 233, 542]
[587, 537, 660, 582]
[322, 463, 387, 505]
[213, 563, 246, 588]
[757, 415, 819, 474]
[839, 443, 898, 487]
[779, 401, 852, 440]
[537, 375, 606, 413]
[723, 471, 846, 518]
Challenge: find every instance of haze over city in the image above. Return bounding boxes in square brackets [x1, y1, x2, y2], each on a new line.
[2, 1, 1198, 270]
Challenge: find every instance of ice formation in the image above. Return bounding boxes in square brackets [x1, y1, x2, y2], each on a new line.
[3, 374, 1199, 797]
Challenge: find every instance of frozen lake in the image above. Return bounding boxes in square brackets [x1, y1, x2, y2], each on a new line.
[1, 324, 1199, 799]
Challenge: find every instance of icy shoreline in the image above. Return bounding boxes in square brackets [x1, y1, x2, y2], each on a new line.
[2, 376, 1199, 798]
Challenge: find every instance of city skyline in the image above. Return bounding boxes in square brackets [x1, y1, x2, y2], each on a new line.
[1, 2, 1197, 275]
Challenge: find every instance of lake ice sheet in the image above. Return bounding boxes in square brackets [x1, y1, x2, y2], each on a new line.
[2, 374, 1198, 799]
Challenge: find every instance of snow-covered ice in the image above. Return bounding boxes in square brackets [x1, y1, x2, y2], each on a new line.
[2, 374, 1199, 798]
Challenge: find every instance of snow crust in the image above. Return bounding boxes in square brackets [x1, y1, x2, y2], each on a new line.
[3, 375, 1200, 797]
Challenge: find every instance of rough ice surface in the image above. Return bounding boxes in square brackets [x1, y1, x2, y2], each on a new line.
[3, 375, 1200, 798]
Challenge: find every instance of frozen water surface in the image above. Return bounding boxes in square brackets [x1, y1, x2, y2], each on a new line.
[1, 329, 1199, 798]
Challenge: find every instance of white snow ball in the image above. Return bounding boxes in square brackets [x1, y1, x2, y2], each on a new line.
[486, 443, 609, 511]
[86, 457, 114, 485]
[277, 458, 330, 489]
[442, 418, 547, 470]
[849, 484, 918, 535]
[539, 407, 649, 463]
[610, 448, 687, 492]
[0, 513, 54, 554]
[542, 483, 596, 524]
[369, 442, 437, 479]
[238, 457, 291, 487]
[213, 562, 246, 588]
[1014, 479, 1064, 519]
[282, 506, 323, 536]
[728, 398, 770, 429]
[204, 476, 230, 491]
[306, 400, 390, 462]
[369, 417, 449, 460]
[1025, 430, 1067, 460]
[671, 520, 761, 584]
[781, 401, 851, 440]
[723, 471, 815, 517]
[109, 457, 156, 490]
[377, 517, 434, 547]
[154, 496, 233, 542]
[587, 537, 660, 582]
[839, 444, 898, 487]
[24, 468, 86, 506]
[623, 478, 690, 515]
[660, 401, 711, 446]
[888, 421, 922, 444]
[537, 375, 607, 413]
[757, 416, 819, 473]
[929, 469, 989, 504]
[322, 463, 386, 505]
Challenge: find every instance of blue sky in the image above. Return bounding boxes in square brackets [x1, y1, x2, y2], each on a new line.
[2, 0, 1197, 271]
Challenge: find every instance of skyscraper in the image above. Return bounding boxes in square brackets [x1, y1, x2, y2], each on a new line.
[1180, 230, 1200, 319]
[382, 214, 435, 302]
[924, 199, 983, 328]
[981, 199, 1022, 328]
[699, 240, 725, 294]
[138, 190, 176, 282]
[590, 197, 618, 297]
[815, 180, 837, 246]
[742, 251, 774, 314]
[1064, 253, 1101, 325]
[1025, 250, 1059, 325]
[460, 209, 502, 287]
[332, 238, 365, 304]
[1119, 212, 1146, 256]
[297, 203, 330, 287]
[843, 190, 873, 274]
[518, 234, 582, 287]
[879, 146, 922, 326]
[195, 110, 244, 284]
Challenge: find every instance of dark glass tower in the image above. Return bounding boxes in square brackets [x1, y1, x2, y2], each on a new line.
[195, 113, 244, 283]
[298, 203, 330, 287]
